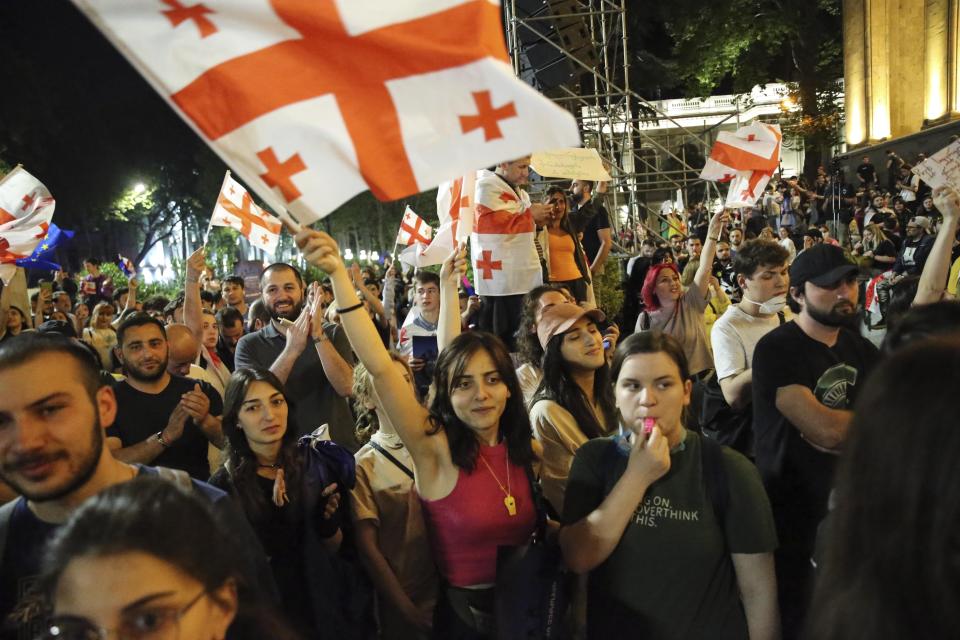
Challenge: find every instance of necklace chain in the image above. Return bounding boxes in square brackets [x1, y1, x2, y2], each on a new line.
[477, 447, 510, 498]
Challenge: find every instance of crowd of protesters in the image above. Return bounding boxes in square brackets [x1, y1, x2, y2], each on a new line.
[1, 150, 959, 640]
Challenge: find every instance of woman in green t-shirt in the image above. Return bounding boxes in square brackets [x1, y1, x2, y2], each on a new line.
[559, 332, 780, 640]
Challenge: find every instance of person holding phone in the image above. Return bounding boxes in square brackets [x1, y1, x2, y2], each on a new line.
[560, 332, 779, 639]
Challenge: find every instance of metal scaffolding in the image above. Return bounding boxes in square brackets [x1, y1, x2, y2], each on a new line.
[504, 0, 719, 237]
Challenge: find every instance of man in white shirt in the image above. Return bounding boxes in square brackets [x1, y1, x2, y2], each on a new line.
[708, 239, 791, 454]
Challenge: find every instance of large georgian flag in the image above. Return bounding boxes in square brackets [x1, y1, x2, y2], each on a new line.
[700, 122, 782, 208]
[470, 169, 541, 296]
[209, 172, 282, 253]
[71, 0, 581, 223]
[0, 167, 57, 284]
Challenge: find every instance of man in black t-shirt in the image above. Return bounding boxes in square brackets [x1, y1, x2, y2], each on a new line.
[855, 155, 877, 188]
[570, 179, 613, 276]
[106, 314, 223, 479]
[0, 334, 271, 640]
[752, 244, 878, 639]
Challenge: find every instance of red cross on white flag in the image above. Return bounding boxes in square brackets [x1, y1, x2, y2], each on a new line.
[395, 206, 433, 247]
[700, 122, 782, 208]
[0, 166, 56, 284]
[209, 172, 282, 254]
[70, 0, 581, 224]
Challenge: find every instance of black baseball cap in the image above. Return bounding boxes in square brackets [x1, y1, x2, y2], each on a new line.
[803, 228, 823, 240]
[790, 244, 858, 288]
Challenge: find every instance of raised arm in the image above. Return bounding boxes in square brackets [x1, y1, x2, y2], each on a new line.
[183, 247, 206, 340]
[437, 245, 466, 352]
[693, 210, 728, 298]
[913, 186, 960, 305]
[349, 263, 387, 320]
[293, 228, 442, 467]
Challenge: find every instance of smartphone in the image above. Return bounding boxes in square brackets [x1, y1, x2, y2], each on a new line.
[40, 281, 53, 297]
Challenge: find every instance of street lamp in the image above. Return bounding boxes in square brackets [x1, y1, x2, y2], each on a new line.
[132, 183, 146, 195]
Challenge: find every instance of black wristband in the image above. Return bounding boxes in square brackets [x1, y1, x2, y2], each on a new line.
[336, 302, 364, 315]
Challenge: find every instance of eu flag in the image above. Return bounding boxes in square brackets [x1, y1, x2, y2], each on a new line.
[15, 223, 74, 271]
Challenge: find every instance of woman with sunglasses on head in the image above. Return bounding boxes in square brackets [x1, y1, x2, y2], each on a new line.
[529, 302, 616, 514]
[34, 477, 298, 640]
[560, 332, 779, 639]
[209, 367, 358, 639]
[294, 228, 538, 639]
[537, 186, 593, 304]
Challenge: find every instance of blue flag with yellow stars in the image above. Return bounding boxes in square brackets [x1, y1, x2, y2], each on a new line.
[15, 222, 74, 271]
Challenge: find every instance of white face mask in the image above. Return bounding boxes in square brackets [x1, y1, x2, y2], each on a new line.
[743, 293, 787, 315]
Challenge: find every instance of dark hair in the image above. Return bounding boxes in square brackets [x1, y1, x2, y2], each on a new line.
[36, 319, 78, 339]
[413, 270, 441, 288]
[0, 333, 102, 400]
[881, 276, 921, 331]
[427, 332, 535, 471]
[224, 275, 245, 288]
[221, 368, 303, 524]
[83, 257, 101, 266]
[246, 300, 272, 333]
[534, 325, 616, 440]
[732, 239, 790, 279]
[807, 338, 960, 640]
[545, 186, 567, 199]
[611, 331, 691, 383]
[575, 180, 595, 192]
[516, 284, 566, 367]
[141, 295, 170, 313]
[259, 263, 303, 289]
[200, 290, 217, 306]
[112, 287, 129, 303]
[116, 312, 167, 347]
[217, 306, 245, 329]
[162, 295, 184, 320]
[881, 300, 960, 354]
[37, 477, 298, 640]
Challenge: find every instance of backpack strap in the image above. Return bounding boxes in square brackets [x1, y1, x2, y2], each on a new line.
[777, 311, 786, 325]
[154, 466, 194, 491]
[368, 440, 414, 480]
[0, 499, 17, 566]
[699, 436, 730, 544]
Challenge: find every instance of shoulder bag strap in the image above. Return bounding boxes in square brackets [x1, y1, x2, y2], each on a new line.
[368, 440, 415, 480]
[700, 436, 730, 542]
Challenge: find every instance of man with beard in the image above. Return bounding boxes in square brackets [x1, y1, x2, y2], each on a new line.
[234, 263, 357, 450]
[751, 244, 878, 639]
[106, 314, 223, 479]
[0, 334, 273, 640]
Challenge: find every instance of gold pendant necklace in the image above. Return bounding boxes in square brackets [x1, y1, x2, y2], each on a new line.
[477, 447, 517, 517]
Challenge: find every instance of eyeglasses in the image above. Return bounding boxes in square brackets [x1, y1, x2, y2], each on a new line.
[38, 589, 207, 640]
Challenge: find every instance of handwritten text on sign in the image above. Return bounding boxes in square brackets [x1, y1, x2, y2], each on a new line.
[912, 139, 960, 191]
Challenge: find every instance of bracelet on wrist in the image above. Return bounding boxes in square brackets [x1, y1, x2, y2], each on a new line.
[155, 431, 171, 449]
[709, 236, 720, 242]
[336, 302, 364, 314]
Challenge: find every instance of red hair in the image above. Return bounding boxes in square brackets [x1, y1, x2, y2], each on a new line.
[641, 262, 681, 311]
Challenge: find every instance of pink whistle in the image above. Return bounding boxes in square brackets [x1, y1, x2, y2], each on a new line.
[643, 417, 656, 435]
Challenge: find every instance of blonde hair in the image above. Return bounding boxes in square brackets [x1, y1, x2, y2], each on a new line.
[90, 301, 115, 329]
[352, 352, 414, 445]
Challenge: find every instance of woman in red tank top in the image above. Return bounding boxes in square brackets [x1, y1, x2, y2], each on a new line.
[295, 229, 538, 639]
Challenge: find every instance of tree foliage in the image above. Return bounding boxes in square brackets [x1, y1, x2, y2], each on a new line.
[652, 0, 844, 176]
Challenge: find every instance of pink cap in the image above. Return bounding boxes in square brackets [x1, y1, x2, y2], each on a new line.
[536, 303, 606, 349]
